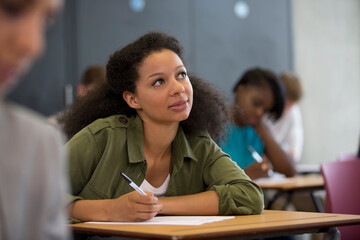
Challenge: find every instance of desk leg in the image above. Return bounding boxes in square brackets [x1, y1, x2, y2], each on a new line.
[266, 191, 284, 209]
[282, 190, 294, 210]
[311, 192, 324, 212]
[266, 190, 294, 210]
[324, 227, 340, 240]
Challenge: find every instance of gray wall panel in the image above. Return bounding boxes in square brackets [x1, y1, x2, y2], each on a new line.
[76, 0, 192, 82]
[193, 0, 292, 96]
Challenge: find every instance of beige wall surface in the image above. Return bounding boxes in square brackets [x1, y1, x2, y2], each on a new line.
[292, 0, 360, 164]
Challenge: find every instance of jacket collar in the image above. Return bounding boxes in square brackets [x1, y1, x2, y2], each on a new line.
[127, 115, 145, 163]
[126, 115, 198, 169]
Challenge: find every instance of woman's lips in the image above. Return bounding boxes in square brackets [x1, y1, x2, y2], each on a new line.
[169, 99, 188, 111]
[247, 117, 258, 126]
[0, 64, 18, 86]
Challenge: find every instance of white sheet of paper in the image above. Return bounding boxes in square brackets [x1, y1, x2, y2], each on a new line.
[85, 216, 234, 225]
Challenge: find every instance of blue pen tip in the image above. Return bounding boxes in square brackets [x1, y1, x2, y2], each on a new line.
[120, 172, 131, 183]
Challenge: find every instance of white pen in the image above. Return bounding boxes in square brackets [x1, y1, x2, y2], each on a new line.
[247, 145, 263, 163]
[120, 172, 147, 196]
[247, 146, 274, 176]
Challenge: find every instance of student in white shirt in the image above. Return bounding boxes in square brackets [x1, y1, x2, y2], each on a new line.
[264, 72, 304, 163]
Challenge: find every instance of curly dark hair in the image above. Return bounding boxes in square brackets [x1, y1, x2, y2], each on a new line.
[59, 32, 229, 142]
[232, 67, 285, 121]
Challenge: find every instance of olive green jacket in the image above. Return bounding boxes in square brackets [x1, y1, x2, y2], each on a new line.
[66, 114, 264, 215]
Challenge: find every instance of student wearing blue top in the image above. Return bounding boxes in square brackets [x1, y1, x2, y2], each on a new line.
[222, 124, 264, 169]
[221, 68, 296, 180]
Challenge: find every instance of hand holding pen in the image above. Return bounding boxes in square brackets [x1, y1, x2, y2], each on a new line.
[247, 146, 273, 178]
[112, 172, 162, 221]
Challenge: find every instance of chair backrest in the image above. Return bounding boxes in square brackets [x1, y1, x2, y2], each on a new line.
[321, 160, 360, 239]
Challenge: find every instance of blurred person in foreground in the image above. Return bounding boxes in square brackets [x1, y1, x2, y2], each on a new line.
[0, 0, 70, 239]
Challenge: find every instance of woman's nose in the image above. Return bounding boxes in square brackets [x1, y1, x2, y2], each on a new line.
[255, 107, 265, 118]
[170, 78, 185, 96]
[13, 15, 45, 62]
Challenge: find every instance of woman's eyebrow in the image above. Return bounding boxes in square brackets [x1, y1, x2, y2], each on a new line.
[0, 0, 31, 13]
[176, 65, 185, 70]
[147, 72, 163, 80]
[146, 65, 185, 79]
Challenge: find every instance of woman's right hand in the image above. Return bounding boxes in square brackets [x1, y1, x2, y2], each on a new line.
[106, 191, 162, 222]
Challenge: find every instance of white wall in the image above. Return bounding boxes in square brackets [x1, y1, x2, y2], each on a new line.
[292, 0, 360, 163]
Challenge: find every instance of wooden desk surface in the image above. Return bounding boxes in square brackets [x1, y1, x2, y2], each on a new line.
[70, 210, 360, 239]
[255, 175, 324, 191]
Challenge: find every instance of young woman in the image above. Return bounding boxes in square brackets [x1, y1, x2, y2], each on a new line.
[61, 32, 264, 222]
[0, 0, 69, 239]
[221, 68, 297, 180]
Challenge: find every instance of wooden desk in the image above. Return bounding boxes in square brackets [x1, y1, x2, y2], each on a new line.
[70, 210, 360, 239]
[255, 175, 324, 212]
[255, 175, 324, 191]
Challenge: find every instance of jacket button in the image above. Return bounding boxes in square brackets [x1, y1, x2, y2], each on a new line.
[118, 117, 128, 124]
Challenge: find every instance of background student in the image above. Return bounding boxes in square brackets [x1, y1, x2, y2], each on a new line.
[220, 68, 296, 180]
[263, 72, 304, 163]
[61, 32, 264, 222]
[76, 65, 106, 98]
[49, 64, 106, 126]
[0, 0, 69, 239]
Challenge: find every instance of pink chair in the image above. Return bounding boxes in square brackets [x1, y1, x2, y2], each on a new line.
[321, 160, 360, 239]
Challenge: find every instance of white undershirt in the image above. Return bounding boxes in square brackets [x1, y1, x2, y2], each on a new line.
[139, 174, 170, 197]
[264, 105, 304, 163]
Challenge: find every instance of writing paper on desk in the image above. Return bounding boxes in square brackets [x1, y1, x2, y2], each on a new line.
[85, 216, 234, 225]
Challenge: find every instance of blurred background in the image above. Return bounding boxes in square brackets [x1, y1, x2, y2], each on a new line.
[7, 0, 360, 166]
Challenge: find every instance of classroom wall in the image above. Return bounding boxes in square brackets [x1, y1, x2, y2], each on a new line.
[75, 0, 292, 98]
[8, 0, 291, 115]
[292, 0, 360, 163]
[7, 0, 358, 165]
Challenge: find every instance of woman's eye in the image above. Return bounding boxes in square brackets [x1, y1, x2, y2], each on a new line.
[152, 78, 165, 86]
[0, 1, 26, 17]
[252, 99, 262, 107]
[178, 71, 187, 79]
